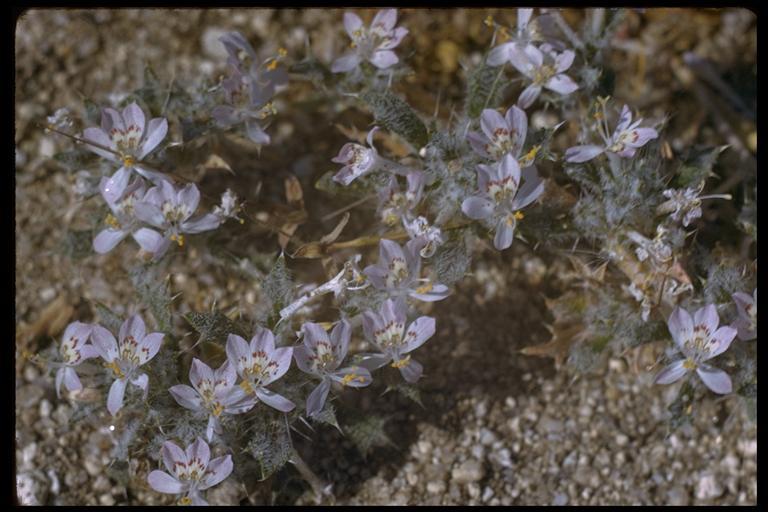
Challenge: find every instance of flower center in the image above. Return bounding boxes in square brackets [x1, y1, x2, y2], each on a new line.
[533, 64, 556, 85]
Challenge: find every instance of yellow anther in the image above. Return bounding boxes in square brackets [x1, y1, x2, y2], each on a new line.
[593, 111, 604, 121]
[238, 218, 245, 224]
[484, 15, 494, 27]
[239, 380, 254, 394]
[520, 145, 540, 165]
[415, 282, 433, 295]
[278, 47, 287, 57]
[391, 355, 411, 369]
[514, 211, 525, 220]
[212, 403, 224, 417]
[266, 59, 278, 71]
[178, 496, 192, 506]
[105, 213, 120, 229]
[341, 373, 359, 386]
[104, 360, 125, 379]
[682, 359, 697, 371]
[170, 234, 185, 247]
[122, 155, 135, 168]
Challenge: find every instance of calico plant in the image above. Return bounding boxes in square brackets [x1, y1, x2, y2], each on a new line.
[37, 7, 756, 506]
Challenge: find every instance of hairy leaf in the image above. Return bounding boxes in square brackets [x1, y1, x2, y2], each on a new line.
[361, 89, 428, 149]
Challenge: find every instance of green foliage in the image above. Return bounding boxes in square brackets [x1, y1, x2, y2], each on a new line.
[185, 310, 249, 345]
[702, 262, 746, 306]
[384, 382, 424, 408]
[464, 61, 505, 118]
[432, 229, 473, 286]
[345, 412, 393, 457]
[361, 89, 429, 148]
[667, 381, 695, 431]
[130, 264, 173, 332]
[59, 228, 94, 261]
[246, 414, 293, 480]
[53, 149, 98, 171]
[92, 301, 124, 334]
[262, 254, 294, 317]
[674, 145, 727, 189]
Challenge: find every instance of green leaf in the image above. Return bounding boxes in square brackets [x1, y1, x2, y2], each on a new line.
[83, 97, 101, 125]
[92, 301, 124, 334]
[53, 150, 97, 171]
[361, 89, 428, 148]
[184, 310, 248, 345]
[247, 415, 293, 480]
[60, 229, 93, 260]
[675, 145, 728, 189]
[311, 402, 342, 432]
[465, 61, 505, 118]
[262, 254, 294, 314]
[130, 264, 173, 332]
[346, 413, 393, 457]
[384, 383, 424, 408]
[432, 230, 473, 286]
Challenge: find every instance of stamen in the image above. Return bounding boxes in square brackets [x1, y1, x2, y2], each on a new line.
[391, 355, 411, 369]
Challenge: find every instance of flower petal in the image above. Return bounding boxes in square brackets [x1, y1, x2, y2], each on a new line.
[398, 357, 424, 383]
[487, 42, 514, 66]
[517, 84, 542, 109]
[409, 283, 450, 302]
[93, 228, 130, 254]
[250, 326, 276, 354]
[706, 326, 737, 359]
[693, 304, 720, 337]
[102, 167, 133, 204]
[480, 108, 507, 142]
[186, 437, 211, 469]
[331, 52, 362, 73]
[245, 120, 270, 145]
[200, 455, 233, 490]
[554, 50, 575, 73]
[139, 118, 167, 159]
[293, 345, 314, 374]
[82, 127, 118, 161]
[545, 73, 578, 95]
[107, 378, 128, 416]
[403, 316, 436, 353]
[371, 8, 397, 32]
[91, 325, 118, 362]
[190, 358, 214, 391]
[182, 213, 221, 234]
[306, 378, 331, 417]
[330, 366, 372, 388]
[343, 12, 364, 38]
[130, 373, 149, 396]
[263, 346, 293, 385]
[255, 387, 295, 412]
[494, 216, 515, 250]
[120, 314, 146, 347]
[565, 145, 604, 163]
[122, 102, 146, 139]
[668, 307, 693, 350]
[162, 440, 187, 475]
[148, 470, 186, 494]
[169, 384, 203, 411]
[653, 359, 688, 385]
[506, 105, 528, 155]
[462, 196, 494, 220]
[696, 364, 732, 394]
[132, 228, 169, 257]
[62, 367, 82, 392]
[226, 334, 252, 377]
[369, 50, 398, 69]
[330, 319, 352, 364]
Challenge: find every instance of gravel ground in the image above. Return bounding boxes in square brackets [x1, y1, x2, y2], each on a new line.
[15, 8, 757, 506]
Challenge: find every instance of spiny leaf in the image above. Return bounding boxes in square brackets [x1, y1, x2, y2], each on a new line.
[53, 150, 97, 171]
[465, 61, 505, 118]
[345, 413, 393, 457]
[130, 264, 173, 332]
[92, 301, 124, 334]
[361, 89, 428, 149]
[247, 415, 293, 480]
[184, 311, 248, 345]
